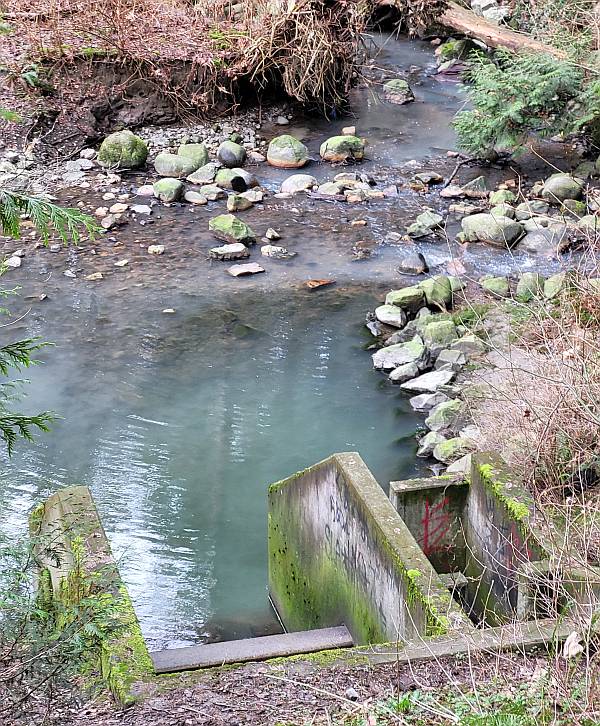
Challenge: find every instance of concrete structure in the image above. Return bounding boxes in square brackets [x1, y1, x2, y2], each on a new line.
[268, 452, 471, 644]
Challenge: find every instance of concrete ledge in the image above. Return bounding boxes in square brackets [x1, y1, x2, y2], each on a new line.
[151, 626, 354, 673]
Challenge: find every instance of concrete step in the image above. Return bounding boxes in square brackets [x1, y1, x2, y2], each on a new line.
[150, 625, 354, 674]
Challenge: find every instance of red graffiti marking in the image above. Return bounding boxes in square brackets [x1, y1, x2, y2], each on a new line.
[421, 497, 451, 556]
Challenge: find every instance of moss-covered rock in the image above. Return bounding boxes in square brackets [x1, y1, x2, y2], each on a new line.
[98, 130, 148, 169]
[417, 431, 446, 457]
[407, 210, 444, 238]
[422, 319, 458, 350]
[425, 399, 464, 433]
[461, 213, 523, 247]
[319, 135, 365, 163]
[267, 135, 309, 169]
[372, 335, 427, 371]
[480, 275, 510, 297]
[489, 189, 516, 205]
[420, 275, 453, 309]
[541, 173, 584, 203]
[153, 178, 184, 203]
[544, 272, 568, 299]
[516, 272, 545, 301]
[178, 143, 208, 169]
[208, 214, 256, 244]
[433, 436, 473, 464]
[154, 152, 198, 178]
[385, 286, 425, 312]
[215, 168, 248, 192]
[382, 78, 414, 104]
[490, 203, 515, 219]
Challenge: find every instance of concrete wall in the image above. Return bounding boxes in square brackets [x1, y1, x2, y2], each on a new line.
[389, 476, 468, 574]
[31, 486, 153, 703]
[463, 453, 545, 625]
[268, 452, 472, 645]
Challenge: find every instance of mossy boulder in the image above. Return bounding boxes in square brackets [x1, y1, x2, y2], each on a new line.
[544, 272, 568, 299]
[208, 214, 256, 245]
[319, 135, 365, 163]
[372, 335, 427, 371]
[154, 152, 198, 178]
[489, 189, 516, 205]
[490, 203, 515, 219]
[267, 135, 309, 169]
[375, 305, 408, 329]
[215, 168, 248, 192]
[480, 275, 510, 297]
[385, 286, 425, 313]
[460, 213, 523, 247]
[516, 272, 545, 301]
[407, 210, 444, 238]
[425, 399, 464, 433]
[217, 140, 247, 168]
[541, 173, 584, 203]
[422, 320, 458, 351]
[433, 437, 474, 464]
[382, 79, 414, 105]
[98, 130, 148, 169]
[153, 178, 183, 203]
[178, 143, 208, 169]
[420, 275, 453, 309]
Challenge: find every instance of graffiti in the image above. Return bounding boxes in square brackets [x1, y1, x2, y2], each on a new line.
[421, 496, 451, 557]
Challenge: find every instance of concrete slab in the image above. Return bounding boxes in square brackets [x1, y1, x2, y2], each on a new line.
[151, 625, 354, 673]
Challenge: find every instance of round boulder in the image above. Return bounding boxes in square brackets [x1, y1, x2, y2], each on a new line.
[154, 153, 198, 178]
[178, 143, 208, 169]
[280, 174, 317, 194]
[541, 173, 584, 204]
[98, 130, 148, 169]
[319, 135, 365, 163]
[267, 135, 310, 169]
[217, 140, 247, 168]
[153, 178, 184, 203]
[460, 213, 523, 248]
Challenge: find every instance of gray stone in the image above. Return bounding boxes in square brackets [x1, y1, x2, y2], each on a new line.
[178, 143, 209, 169]
[409, 392, 450, 412]
[489, 189, 516, 205]
[420, 275, 453, 309]
[389, 361, 420, 384]
[398, 252, 429, 275]
[153, 178, 184, 202]
[131, 204, 152, 215]
[382, 79, 415, 104]
[184, 191, 208, 205]
[541, 173, 584, 203]
[319, 136, 365, 163]
[422, 320, 458, 352]
[407, 210, 444, 238]
[199, 185, 227, 201]
[209, 214, 256, 244]
[385, 286, 425, 312]
[450, 334, 486, 355]
[227, 263, 265, 277]
[400, 369, 455, 393]
[375, 305, 408, 328]
[434, 349, 467, 371]
[490, 203, 515, 219]
[227, 195, 253, 212]
[515, 200, 551, 220]
[544, 272, 568, 299]
[209, 243, 250, 261]
[445, 453, 472, 476]
[516, 272, 544, 301]
[97, 130, 148, 169]
[215, 168, 248, 192]
[267, 135, 309, 169]
[372, 335, 427, 371]
[281, 174, 317, 194]
[187, 162, 219, 185]
[154, 153, 198, 178]
[217, 140, 247, 168]
[425, 399, 464, 433]
[317, 181, 344, 196]
[519, 226, 570, 256]
[417, 431, 446, 457]
[261, 245, 296, 259]
[460, 213, 523, 247]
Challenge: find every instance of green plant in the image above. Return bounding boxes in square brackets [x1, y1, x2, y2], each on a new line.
[0, 108, 23, 123]
[453, 51, 596, 156]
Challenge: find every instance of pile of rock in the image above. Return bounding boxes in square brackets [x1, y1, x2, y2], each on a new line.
[370, 274, 486, 471]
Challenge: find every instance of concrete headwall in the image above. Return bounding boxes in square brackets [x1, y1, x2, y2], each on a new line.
[389, 476, 468, 574]
[464, 453, 545, 624]
[268, 452, 471, 645]
[31, 486, 153, 703]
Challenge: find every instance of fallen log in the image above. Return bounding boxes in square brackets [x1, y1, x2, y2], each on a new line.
[376, 0, 566, 59]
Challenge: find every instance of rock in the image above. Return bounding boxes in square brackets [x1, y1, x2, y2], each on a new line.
[400, 369, 455, 393]
[345, 688, 360, 702]
[398, 252, 429, 275]
[578, 215, 599, 232]
[187, 162, 220, 185]
[240, 189, 264, 203]
[489, 189, 516, 205]
[281, 173, 317, 194]
[153, 178, 184, 203]
[228, 262, 265, 277]
[448, 276, 466, 294]
[433, 437, 473, 464]
[184, 191, 208, 205]
[100, 214, 124, 230]
[385, 286, 425, 312]
[217, 140, 247, 168]
[232, 168, 258, 188]
[154, 152, 198, 178]
[389, 361, 420, 384]
[97, 130, 148, 169]
[263, 228, 279, 241]
[199, 185, 227, 201]
[320, 135, 365, 163]
[542, 173, 584, 203]
[372, 335, 427, 371]
[450, 334, 486, 355]
[515, 200, 551, 220]
[382, 78, 415, 104]
[435, 349, 467, 371]
[417, 431, 447, 457]
[490, 203, 515, 219]
[407, 210, 444, 238]
[425, 399, 464, 432]
[276, 116, 289, 125]
[80, 148, 96, 160]
[209, 214, 256, 244]
[562, 199, 587, 217]
[446, 453, 472, 476]
[516, 272, 544, 301]
[227, 195, 253, 212]
[114, 259, 129, 267]
[178, 143, 208, 169]
[109, 202, 128, 214]
[375, 305, 408, 328]
[422, 320, 458, 354]
[209, 243, 250, 261]
[267, 135, 309, 169]
[136, 184, 155, 197]
[519, 226, 570, 256]
[461, 176, 488, 195]
[317, 182, 344, 196]
[131, 204, 152, 215]
[148, 244, 165, 255]
[480, 275, 510, 297]
[345, 189, 368, 203]
[521, 216, 556, 232]
[460, 213, 523, 247]
[248, 151, 266, 164]
[420, 275, 453, 309]
[342, 126, 356, 136]
[261, 245, 295, 259]
[213, 168, 246, 192]
[84, 272, 103, 281]
[414, 172, 444, 185]
[544, 272, 568, 299]
[6, 256, 21, 268]
[409, 392, 450, 411]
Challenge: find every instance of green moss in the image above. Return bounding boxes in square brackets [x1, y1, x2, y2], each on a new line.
[478, 463, 530, 522]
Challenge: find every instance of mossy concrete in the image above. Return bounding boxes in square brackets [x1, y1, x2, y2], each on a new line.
[31, 486, 153, 704]
[268, 452, 472, 645]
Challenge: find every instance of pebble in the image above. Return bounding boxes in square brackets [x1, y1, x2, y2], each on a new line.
[114, 259, 129, 267]
[12, 248, 25, 257]
[80, 148, 97, 160]
[131, 204, 152, 215]
[64, 270, 77, 278]
[275, 116, 289, 125]
[6, 256, 21, 268]
[345, 688, 360, 701]
[148, 245, 165, 255]
[137, 185, 155, 197]
[49, 244, 61, 252]
[265, 228, 281, 240]
[342, 126, 356, 136]
[102, 192, 116, 201]
[95, 207, 109, 217]
[228, 262, 265, 277]
[84, 272, 104, 281]
[109, 203, 129, 214]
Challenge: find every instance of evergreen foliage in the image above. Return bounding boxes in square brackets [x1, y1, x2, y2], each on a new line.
[453, 51, 599, 156]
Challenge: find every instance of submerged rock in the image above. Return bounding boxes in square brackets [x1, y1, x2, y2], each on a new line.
[460, 213, 523, 247]
[267, 135, 309, 169]
[398, 252, 429, 275]
[382, 78, 415, 104]
[319, 135, 365, 163]
[153, 178, 183, 202]
[98, 130, 148, 169]
[209, 214, 256, 244]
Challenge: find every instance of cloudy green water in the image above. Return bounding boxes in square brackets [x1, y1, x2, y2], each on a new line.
[0, 286, 423, 649]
